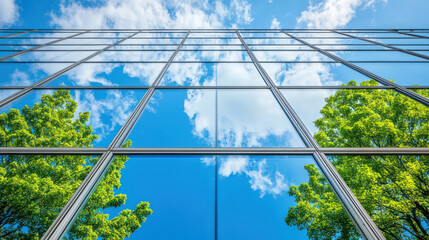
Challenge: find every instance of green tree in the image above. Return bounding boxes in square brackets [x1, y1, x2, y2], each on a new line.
[285, 80, 429, 239]
[0, 90, 152, 239]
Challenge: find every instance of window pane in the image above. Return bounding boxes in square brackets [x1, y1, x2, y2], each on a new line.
[327, 155, 429, 240]
[45, 63, 165, 86]
[281, 88, 429, 147]
[218, 155, 361, 239]
[174, 50, 251, 61]
[127, 89, 216, 147]
[8, 50, 97, 62]
[354, 62, 429, 86]
[255, 50, 332, 62]
[88, 50, 174, 62]
[329, 50, 426, 61]
[0, 154, 98, 239]
[262, 62, 369, 86]
[0, 89, 19, 100]
[0, 62, 70, 86]
[160, 63, 266, 86]
[0, 89, 146, 147]
[218, 90, 304, 147]
[65, 155, 214, 240]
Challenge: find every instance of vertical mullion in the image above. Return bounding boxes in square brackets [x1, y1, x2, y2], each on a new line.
[237, 29, 386, 240]
[280, 30, 429, 107]
[41, 30, 191, 240]
[330, 29, 429, 60]
[0, 30, 141, 109]
[0, 29, 92, 61]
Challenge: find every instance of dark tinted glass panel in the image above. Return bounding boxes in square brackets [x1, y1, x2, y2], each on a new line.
[0, 154, 98, 239]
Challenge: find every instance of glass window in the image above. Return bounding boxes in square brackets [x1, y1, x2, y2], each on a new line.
[218, 155, 361, 239]
[327, 155, 429, 240]
[354, 62, 429, 86]
[45, 63, 165, 86]
[121, 38, 182, 44]
[160, 63, 266, 86]
[0, 89, 147, 147]
[174, 50, 251, 61]
[261, 62, 369, 86]
[65, 155, 214, 240]
[255, 50, 332, 62]
[281, 88, 429, 147]
[217, 89, 304, 147]
[127, 89, 216, 147]
[329, 50, 427, 61]
[0, 154, 99, 239]
[0, 89, 19, 101]
[8, 50, 97, 62]
[0, 62, 71, 86]
[88, 50, 174, 62]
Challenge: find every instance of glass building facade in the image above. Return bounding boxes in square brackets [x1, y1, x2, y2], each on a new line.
[0, 29, 428, 240]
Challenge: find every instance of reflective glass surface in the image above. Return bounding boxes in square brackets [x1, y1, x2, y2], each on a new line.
[0, 89, 147, 147]
[354, 62, 429, 85]
[174, 50, 251, 61]
[327, 155, 429, 240]
[218, 155, 360, 239]
[217, 90, 304, 147]
[0, 154, 99, 239]
[262, 62, 369, 86]
[127, 89, 216, 147]
[65, 155, 214, 240]
[45, 63, 165, 86]
[255, 50, 332, 61]
[0, 62, 71, 86]
[281, 88, 429, 147]
[160, 62, 266, 86]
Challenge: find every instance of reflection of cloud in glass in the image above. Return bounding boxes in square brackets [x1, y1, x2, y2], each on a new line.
[218, 156, 289, 197]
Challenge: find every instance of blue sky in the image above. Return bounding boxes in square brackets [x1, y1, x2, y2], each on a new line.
[0, 0, 428, 239]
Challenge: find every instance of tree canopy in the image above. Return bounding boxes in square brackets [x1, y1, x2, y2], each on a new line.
[285, 80, 429, 240]
[0, 90, 152, 239]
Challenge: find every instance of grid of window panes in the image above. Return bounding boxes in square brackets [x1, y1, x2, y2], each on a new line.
[0, 29, 428, 240]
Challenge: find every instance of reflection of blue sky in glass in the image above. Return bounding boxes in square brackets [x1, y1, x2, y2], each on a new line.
[45, 63, 164, 86]
[127, 89, 304, 148]
[353, 62, 429, 86]
[0, 89, 146, 147]
[92, 155, 215, 240]
[262, 62, 370, 86]
[0, 63, 71, 86]
[81, 155, 352, 239]
[0, 89, 19, 101]
[218, 90, 304, 147]
[127, 89, 216, 147]
[160, 62, 266, 86]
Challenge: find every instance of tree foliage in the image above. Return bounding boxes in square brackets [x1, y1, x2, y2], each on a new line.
[285, 80, 429, 239]
[0, 90, 152, 239]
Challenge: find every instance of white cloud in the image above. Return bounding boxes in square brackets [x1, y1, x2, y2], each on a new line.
[73, 90, 138, 142]
[50, 0, 252, 29]
[0, 0, 19, 27]
[218, 156, 289, 197]
[297, 0, 386, 29]
[270, 17, 280, 29]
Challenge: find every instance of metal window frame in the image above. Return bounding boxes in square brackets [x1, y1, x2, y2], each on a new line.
[0, 29, 427, 240]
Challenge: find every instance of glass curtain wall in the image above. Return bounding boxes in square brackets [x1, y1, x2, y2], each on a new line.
[0, 28, 428, 240]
